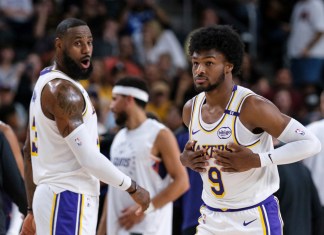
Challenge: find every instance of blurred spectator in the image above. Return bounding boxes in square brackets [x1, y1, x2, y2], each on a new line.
[146, 80, 172, 123]
[0, 105, 27, 148]
[171, 69, 196, 108]
[238, 52, 266, 89]
[199, 7, 220, 27]
[0, 0, 34, 58]
[33, 0, 60, 40]
[272, 67, 303, 114]
[0, 121, 24, 178]
[287, 0, 324, 88]
[0, 132, 27, 235]
[80, 0, 108, 38]
[103, 33, 143, 78]
[93, 18, 120, 58]
[272, 88, 294, 116]
[14, 53, 42, 112]
[259, 0, 290, 70]
[119, 0, 170, 37]
[0, 44, 25, 94]
[0, 121, 25, 234]
[141, 19, 188, 72]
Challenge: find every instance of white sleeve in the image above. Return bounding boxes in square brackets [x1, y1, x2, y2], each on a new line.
[64, 124, 131, 190]
[259, 118, 321, 167]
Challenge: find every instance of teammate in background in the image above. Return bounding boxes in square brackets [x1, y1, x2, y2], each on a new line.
[180, 25, 321, 235]
[304, 90, 324, 235]
[20, 18, 150, 235]
[99, 77, 189, 235]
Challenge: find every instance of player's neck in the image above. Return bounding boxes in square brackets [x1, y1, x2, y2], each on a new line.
[126, 109, 147, 130]
[205, 79, 234, 108]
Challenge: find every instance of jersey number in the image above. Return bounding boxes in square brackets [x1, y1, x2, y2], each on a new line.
[208, 167, 225, 198]
[31, 116, 38, 156]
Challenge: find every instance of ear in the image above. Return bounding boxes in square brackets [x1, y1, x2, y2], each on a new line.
[224, 63, 234, 74]
[55, 37, 62, 50]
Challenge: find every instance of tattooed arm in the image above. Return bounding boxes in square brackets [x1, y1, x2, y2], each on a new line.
[42, 78, 150, 212]
[42, 78, 85, 137]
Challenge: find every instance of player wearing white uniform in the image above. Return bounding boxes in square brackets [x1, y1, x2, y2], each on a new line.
[20, 18, 150, 235]
[180, 25, 321, 235]
[98, 77, 189, 235]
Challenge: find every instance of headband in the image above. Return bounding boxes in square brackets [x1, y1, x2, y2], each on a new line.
[112, 85, 149, 102]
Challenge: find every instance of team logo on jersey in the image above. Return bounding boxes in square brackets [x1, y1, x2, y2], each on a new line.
[217, 127, 232, 139]
[75, 137, 82, 146]
[295, 128, 305, 136]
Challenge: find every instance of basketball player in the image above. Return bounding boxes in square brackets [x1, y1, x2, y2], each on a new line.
[19, 18, 150, 235]
[180, 25, 321, 235]
[102, 77, 189, 235]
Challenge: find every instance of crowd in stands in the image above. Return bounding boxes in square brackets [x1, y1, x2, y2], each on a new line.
[1, 0, 324, 234]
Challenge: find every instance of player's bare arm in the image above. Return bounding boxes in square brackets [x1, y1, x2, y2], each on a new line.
[119, 128, 189, 229]
[20, 128, 36, 235]
[42, 79, 84, 137]
[214, 95, 321, 172]
[180, 99, 210, 172]
[43, 79, 150, 213]
[151, 128, 189, 208]
[182, 98, 193, 127]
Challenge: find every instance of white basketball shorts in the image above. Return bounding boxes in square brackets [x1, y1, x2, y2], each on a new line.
[196, 195, 283, 235]
[33, 184, 99, 235]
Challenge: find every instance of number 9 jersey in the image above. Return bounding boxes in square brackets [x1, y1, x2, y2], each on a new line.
[189, 85, 279, 210]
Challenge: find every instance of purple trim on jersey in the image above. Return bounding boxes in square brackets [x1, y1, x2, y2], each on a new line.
[40, 66, 54, 76]
[55, 191, 80, 235]
[203, 195, 274, 212]
[198, 84, 238, 133]
[262, 197, 283, 235]
[224, 109, 240, 116]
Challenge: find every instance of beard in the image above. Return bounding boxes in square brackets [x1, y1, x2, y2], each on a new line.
[63, 51, 93, 80]
[194, 72, 225, 93]
[115, 111, 128, 127]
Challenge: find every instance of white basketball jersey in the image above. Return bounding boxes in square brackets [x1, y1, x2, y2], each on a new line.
[189, 85, 279, 209]
[107, 119, 172, 235]
[29, 65, 100, 196]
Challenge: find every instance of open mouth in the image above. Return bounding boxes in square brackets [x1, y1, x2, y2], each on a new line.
[80, 58, 90, 69]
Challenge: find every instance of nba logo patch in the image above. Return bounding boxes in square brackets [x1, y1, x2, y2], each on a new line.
[217, 127, 232, 139]
[75, 138, 82, 146]
[295, 129, 305, 136]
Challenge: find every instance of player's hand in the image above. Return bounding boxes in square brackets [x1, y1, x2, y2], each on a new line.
[20, 213, 36, 235]
[180, 140, 209, 172]
[118, 204, 145, 230]
[213, 142, 261, 172]
[129, 185, 150, 215]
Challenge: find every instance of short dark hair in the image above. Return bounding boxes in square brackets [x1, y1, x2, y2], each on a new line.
[56, 18, 88, 38]
[188, 25, 244, 76]
[114, 77, 149, 108]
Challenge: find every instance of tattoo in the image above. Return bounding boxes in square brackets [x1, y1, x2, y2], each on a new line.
[51, 80, 84, 137]
[56, 84, 81, 116]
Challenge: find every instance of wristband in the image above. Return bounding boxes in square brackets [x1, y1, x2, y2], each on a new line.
[128, 181, 138, 195]
[144, 202, 155, 215]
[27, 207, 33, 213]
